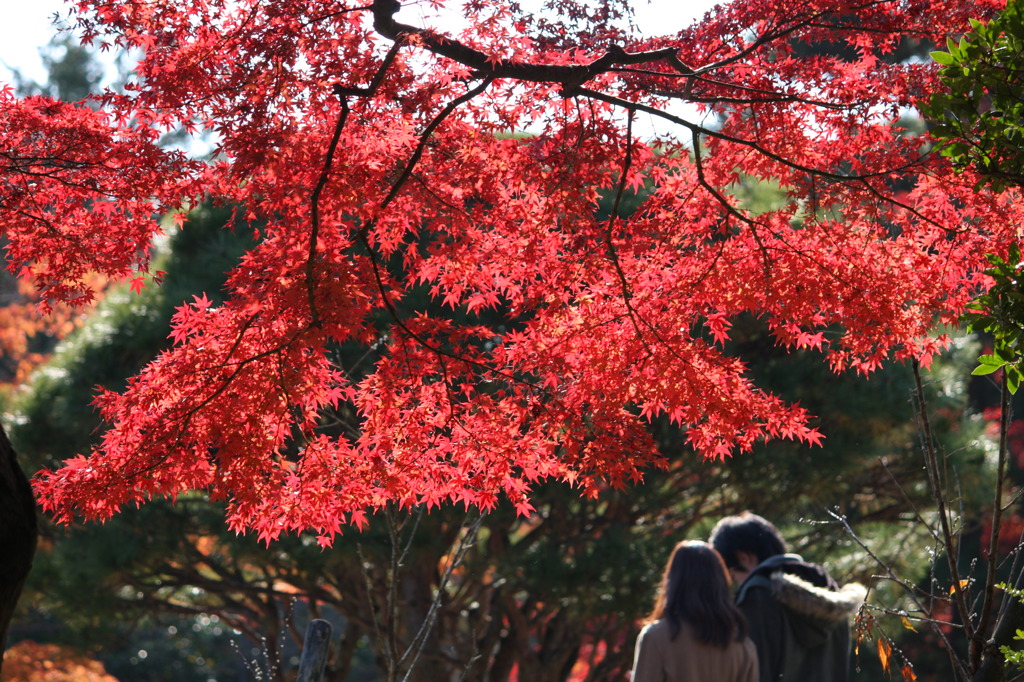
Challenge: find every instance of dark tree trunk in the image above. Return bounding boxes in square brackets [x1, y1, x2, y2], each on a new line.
[0, 423, 37, 673]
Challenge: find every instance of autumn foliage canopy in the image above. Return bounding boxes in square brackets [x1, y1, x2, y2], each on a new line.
[1, 0, 1014, 543]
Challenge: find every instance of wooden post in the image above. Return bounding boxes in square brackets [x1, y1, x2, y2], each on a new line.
[295, 618, 333, 682]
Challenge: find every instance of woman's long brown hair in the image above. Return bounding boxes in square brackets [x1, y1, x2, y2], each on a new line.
[647, 540, 748, 647]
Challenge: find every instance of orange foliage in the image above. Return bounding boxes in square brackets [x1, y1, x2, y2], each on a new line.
[2, 641, 118, 682]
[567, 640, 607, 681]
[0, 275, 105, 387]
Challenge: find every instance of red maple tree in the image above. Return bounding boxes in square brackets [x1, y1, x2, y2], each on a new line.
[1, 0, 1013, 543]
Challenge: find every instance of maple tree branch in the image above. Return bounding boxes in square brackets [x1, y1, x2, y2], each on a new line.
[307, 97, 350, 326]
[689, 133, 756, 230]
[646, 85, 848, 110]
[692, 10, 821, 76]
[574, 84, 920, 184]
[377, 77, 494, 216]
[0, 161, 120, 184]
[855, 176, 954, 234]
[352, 78, 552, 394]
[301, 3, 375, 28]
[691, 0, 891, 76]
[347, 75, 553, 395]
[370, 0, 684, 90]
[408, 173, 474, 220]
[335, 38, 406, 97]
[307, 39, 406, 322]
[117, 313, 305, 481]
[603, 112, 655, 356]
[571, 84, 950, 299]
[366, 0, 894, 105]
[371, 3, 952, 244]
[636, 66, 853, 110]
[4, 208, 86, 247]
[591, 123, 773, 390]
[689, 133, 827, 301]
[687, 131, 778, 271]
[687, 133, 894, 339]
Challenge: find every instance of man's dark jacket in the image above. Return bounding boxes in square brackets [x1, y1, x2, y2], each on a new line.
[735, 554, 866, 682]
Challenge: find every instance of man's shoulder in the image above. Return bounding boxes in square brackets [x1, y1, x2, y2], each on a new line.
[736, 554, 801, 604]
[736, 555, 866, 624]
[736, 572, 775, 605]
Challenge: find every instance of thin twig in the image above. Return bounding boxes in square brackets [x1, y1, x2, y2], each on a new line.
[398, 512, 485, 681]
[913, 360, 976, 669]
[975, 372, 1012, 670]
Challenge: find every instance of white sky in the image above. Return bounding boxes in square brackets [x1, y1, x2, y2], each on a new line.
[1, 0, 720, 85]
[0, 0, 68, 84]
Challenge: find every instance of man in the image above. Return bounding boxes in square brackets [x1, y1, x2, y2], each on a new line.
[710, 512, 866, 682]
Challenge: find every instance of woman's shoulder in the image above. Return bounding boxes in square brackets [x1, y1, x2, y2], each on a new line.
[639, 619, 667, 635]
[741, 635, 758, 655]
[640, 619, 705, 644]
[647, 619, 756, 650]
[638, 619, 674, 642]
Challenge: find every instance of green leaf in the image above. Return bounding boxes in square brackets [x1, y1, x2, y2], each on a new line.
[973, 363, 1004, 376]
[978, 354, 1007, 366]
[1009, 368, 1022, 394]
[931, 51, 957, 65]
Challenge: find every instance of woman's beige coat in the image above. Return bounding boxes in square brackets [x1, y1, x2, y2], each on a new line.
[632, 619, 758, 682]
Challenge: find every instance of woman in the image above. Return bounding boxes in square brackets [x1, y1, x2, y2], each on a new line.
[632, 541, 758, 682]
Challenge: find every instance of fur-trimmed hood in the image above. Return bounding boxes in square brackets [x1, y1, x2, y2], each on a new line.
[736, 554, 867, 626]
[770, 571, 867, 623]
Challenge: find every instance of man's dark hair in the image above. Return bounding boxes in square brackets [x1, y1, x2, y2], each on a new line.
[709, 512, 787, 568]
